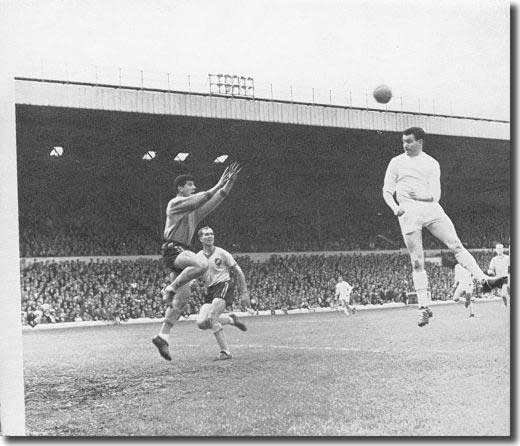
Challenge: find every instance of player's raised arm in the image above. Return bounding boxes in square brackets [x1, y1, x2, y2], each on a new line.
[208, 164, 234, 195]
[221, 162, 241, 194]
[382, 159, 404, 216]
[169, 167, 232, 213]
[195, 163, 241, 221]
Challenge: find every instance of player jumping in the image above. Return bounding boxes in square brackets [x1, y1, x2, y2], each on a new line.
[382, 127, 507, 327]
[195, 226, 250, 361]
[152, 163, 241, 361]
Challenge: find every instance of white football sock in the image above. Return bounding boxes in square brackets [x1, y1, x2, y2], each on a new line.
[412, 271, 430, 307]
[455, 250, 485, 281]
[212, 325, 229, 352]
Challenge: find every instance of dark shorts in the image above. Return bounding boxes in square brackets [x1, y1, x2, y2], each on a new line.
[161, 241, 190, 274]
[205, 281, 234, 306]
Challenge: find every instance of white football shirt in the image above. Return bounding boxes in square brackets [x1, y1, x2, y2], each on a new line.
[489, 255, 510, 277]
[335, 281, 353, 299]
[383, 152, 441, 205]
[199, 246, 237, 287]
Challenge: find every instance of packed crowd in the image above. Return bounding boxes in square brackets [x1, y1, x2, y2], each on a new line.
[19, 203, 509, 257]
[21, 251, 495, 326]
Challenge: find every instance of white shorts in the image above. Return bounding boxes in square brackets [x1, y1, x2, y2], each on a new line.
[398, 202, 450, 235]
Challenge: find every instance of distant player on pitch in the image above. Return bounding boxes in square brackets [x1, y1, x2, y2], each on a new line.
[383, 127, 507, 327]
[152, 163, 241, 361]
[335, 276, 355, 315]
[488, 243, 510, 307]
[452, 262, 475, 318]
[195, 226, 250, 361]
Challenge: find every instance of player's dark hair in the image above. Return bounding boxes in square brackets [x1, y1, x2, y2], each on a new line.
[173, 174, 195, 193]
[198, 226, 213, 238]
[403, 127, 426, 141]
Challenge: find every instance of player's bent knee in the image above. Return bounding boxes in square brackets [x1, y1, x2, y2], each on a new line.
[195, 257, 209, 274]
[210, 298, 226, 315]
[211, 322, 223, 334]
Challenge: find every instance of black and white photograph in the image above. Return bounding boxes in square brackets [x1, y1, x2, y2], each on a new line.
[0, 0, 511, 437]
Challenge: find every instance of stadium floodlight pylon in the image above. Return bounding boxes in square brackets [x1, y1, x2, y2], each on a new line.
[208, 73, 254, 97]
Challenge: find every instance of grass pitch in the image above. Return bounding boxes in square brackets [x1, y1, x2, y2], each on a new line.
[23, 301, 510, 436]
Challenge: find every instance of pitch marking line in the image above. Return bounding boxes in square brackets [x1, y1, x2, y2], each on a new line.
[230, 344, 497, 357]
[183, 343, 461, 356]
[231, 343, 395, 355]
[280, 319, 346, 324]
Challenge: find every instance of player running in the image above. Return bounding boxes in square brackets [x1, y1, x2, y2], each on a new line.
[382, 127, 507, 327]
[452, 262, 475, 318]
[488, 243, 510, 307]
[152, 163, 241, 361]
[195, 226, 250, 361]
[334, 276, 355, 315]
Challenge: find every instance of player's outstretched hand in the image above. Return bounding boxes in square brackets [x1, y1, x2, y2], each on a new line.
[216, 165, 232, 188]
[220, 162, 242, 193]
[230, 162, 242, 175]
[227, 162, 242, 182]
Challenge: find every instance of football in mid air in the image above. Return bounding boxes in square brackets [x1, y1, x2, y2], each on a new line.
[373, 84, 392, 104]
